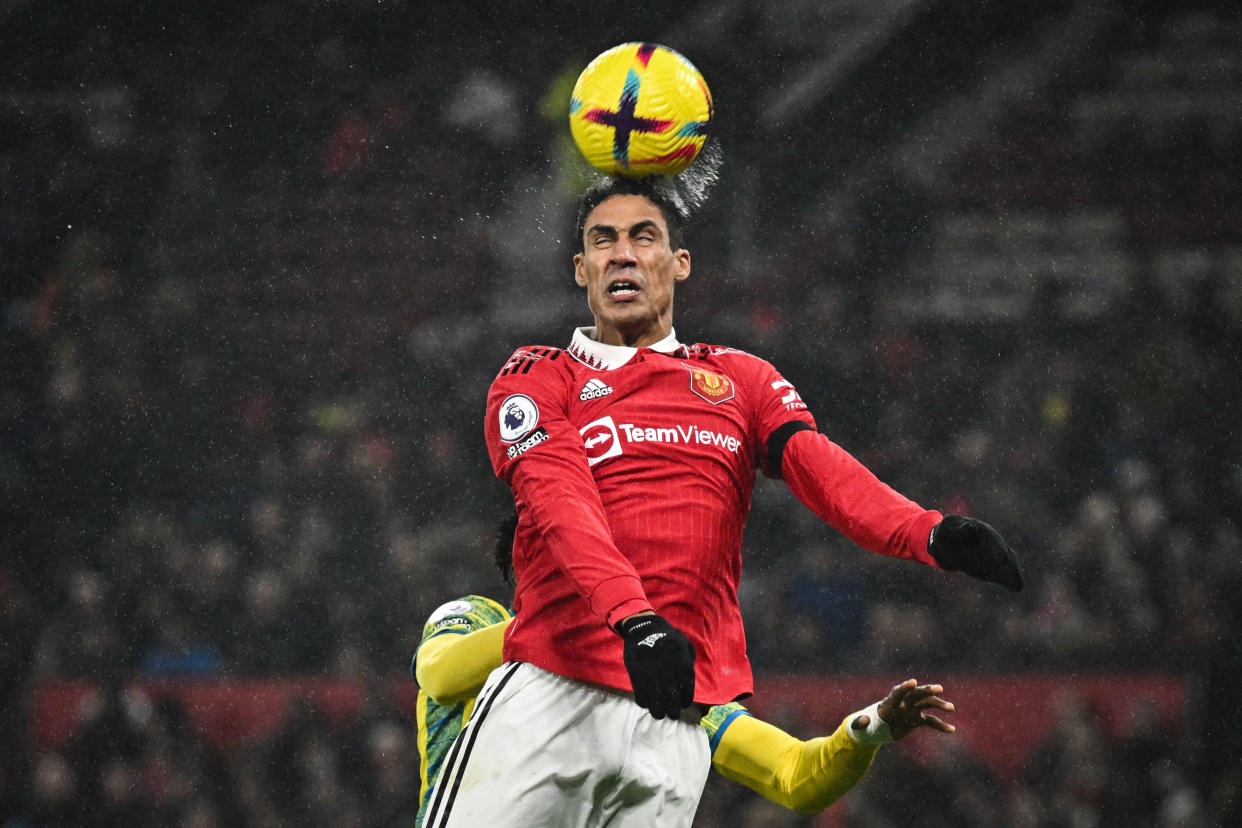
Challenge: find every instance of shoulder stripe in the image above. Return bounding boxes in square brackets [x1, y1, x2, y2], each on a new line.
[500, 347, 563, 376]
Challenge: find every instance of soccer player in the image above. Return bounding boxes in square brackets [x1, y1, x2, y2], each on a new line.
[414, 604, 956, 827]
[428, 175, 1022, 827]
[413, 521, 955, 827]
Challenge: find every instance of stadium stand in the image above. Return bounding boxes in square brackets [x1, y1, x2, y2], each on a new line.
[3, 2, 1238, 825]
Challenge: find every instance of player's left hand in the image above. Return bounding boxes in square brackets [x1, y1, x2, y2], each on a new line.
[928, 514, 1023, 592]
[854, 679, 956, 741]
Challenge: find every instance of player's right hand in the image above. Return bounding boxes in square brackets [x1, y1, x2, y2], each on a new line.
[616, 613, 696, 720]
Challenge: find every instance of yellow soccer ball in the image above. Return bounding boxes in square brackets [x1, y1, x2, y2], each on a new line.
[569, 42, 713, 178]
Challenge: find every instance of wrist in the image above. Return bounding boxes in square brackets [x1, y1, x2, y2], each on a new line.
[616, 611, 658, 636]
[606, 597, 655, 631]
[913, 510, 946, 567]
[847, 701, 894, 745]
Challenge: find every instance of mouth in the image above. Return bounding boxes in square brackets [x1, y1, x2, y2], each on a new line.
[606, 278, 641, 300]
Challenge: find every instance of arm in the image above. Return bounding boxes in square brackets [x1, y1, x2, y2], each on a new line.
[487, 359, 694, 717]
[509, 459, 652, 625]
[712, 713, 878, 813]
[753, 359, 1021, 590]
[776, 427, 1023, 590]
[779, 426, 942, 566]
[745, 358, 939, 566]
[414, 620, 511, 705]
[711, 680, 956, 814]
[487, 360, 653, 627]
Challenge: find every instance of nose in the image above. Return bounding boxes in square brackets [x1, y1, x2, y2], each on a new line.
[612, 234, 638, 264]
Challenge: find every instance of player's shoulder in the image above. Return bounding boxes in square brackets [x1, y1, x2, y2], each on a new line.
[685, 342, 767, 363]
[421, 594, 512, 641]
[684, 342, 786, 378]
[493, 345, 568, 380]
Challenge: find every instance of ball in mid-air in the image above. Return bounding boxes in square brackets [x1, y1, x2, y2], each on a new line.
[569, 42, 712, 178]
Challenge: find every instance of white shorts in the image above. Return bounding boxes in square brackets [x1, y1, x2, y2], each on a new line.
[423, 661, 711, 828]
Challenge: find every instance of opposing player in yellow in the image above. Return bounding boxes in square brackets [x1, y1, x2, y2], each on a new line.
[411, 521, 957, 826]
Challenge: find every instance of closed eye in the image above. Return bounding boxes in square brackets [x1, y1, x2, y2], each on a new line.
[630, 221, 660, 244]
[588, 227, 618, 248]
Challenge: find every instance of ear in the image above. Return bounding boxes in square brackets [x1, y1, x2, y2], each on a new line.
[674, 248, 691, 283]
[573, 253, 587, 288]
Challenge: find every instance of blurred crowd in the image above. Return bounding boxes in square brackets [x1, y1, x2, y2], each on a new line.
[2, 2, 1240, 826]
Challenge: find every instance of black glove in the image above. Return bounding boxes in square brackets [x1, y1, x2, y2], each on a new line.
[616, 613, 696, 720]
[928, 514, 1024, 592]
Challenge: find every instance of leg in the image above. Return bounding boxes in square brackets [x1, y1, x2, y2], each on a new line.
[424, 663, 710, 828]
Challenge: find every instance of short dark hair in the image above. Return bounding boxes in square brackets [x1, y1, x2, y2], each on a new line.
[493, 512, 518, 589]
[574, 176, 686, 252]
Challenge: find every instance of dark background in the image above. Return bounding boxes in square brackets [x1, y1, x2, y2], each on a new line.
[2, 1, 1240, 825]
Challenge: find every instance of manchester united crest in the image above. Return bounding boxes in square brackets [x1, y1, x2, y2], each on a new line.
[688, 367, 735, 404]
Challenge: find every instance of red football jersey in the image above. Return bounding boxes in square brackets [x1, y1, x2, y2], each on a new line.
[485, 328, 941, 704]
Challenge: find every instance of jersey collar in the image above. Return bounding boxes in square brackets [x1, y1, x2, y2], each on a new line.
[567, 327, 684, 370]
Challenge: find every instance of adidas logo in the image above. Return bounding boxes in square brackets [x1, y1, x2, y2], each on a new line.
[579, 378, 614, 401]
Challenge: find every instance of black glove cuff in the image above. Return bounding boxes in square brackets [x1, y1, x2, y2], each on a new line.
[617, 614, 664, 640]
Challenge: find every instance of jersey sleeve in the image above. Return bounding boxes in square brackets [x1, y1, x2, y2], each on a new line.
[413, 596, 512, 704]
[740, 355, 817, 479]
[710, 712, 881, 814]
[700, 701, 752, 755]
[485, 350, 652, 627]
[780, 429, 943, 566]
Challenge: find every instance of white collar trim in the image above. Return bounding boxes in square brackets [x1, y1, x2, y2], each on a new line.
[567, 327, 682, 370]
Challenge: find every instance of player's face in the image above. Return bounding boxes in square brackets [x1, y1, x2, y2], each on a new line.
[574, 195, 691, 348]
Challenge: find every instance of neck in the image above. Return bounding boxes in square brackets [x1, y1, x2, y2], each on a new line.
[593, 320, 672, 349]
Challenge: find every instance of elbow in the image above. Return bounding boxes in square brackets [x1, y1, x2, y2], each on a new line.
[787, 791, 833, 815]
[766, 768, 829, 814]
